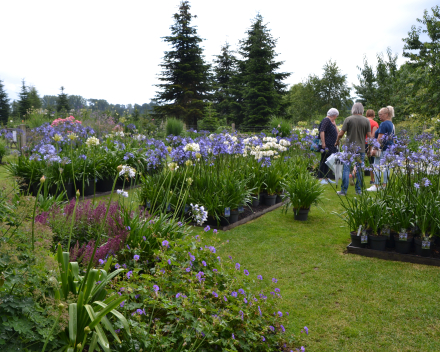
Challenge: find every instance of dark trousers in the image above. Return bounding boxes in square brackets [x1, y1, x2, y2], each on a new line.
[318, 151, 335, 179]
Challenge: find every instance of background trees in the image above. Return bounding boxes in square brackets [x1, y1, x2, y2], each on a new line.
[154, 1, 211, 127]
[0, 80, 10, 125]
[57, 86, 70, 113]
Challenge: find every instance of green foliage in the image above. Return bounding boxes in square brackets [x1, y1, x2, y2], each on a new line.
[18, 79, 31, 119]
[154, 1, 212, 127]
[282, 171, 324, 212]
[57, 86, 70, 113]
[27, 86, 42, 110]
[285, 82, 316, 123]
[402, 5, 440, 119]
[235, 14, 290, 127]
[198, 103, 220, 131]
[165, 118, 184, 136]
[0, 138, 8, 162]
[0, 79, 10, 125]
[269, 117, 291, 137]
[112, 235, 298, 351]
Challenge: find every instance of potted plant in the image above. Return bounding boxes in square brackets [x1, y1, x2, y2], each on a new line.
[390, 198, 414, 254]
[263, 165, 285, 206]
[364, 196, 388, 251]
[282, 170, 324, 221]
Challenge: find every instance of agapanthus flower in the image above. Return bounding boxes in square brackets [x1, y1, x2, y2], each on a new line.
[116, 189, 129, 198]
[85, 136, 100, 147]
[119, 165, 136, 178]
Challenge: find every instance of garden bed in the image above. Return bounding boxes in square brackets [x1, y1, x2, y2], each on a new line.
[346, 242, 440, 267]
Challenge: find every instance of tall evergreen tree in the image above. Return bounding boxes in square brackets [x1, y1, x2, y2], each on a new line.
[57, 86, 70, 113]
[0, 79, 10, 125]
[154, 1, 211, 127]
[27, 86, 42, 110]
[237, 14, 290, 127]
[212, 43, 237, 123]
[18, 79, 31, 118]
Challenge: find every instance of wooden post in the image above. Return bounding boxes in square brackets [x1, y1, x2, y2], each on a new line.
[19, 124, 26, 150]
[232, 123, 235, 132]
[183, 123, 187, 131]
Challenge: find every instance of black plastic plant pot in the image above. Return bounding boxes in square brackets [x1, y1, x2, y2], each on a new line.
[414, 237, 433, 257]
[96, 178, 114, 192]
[264, 194, 277, 206]
[259, 193, 266, 205]
[350, 232, 367, 248]
[394, 234, 414, 254]
[368, 235, 387, 251]
[275, 194, 283, 204]
[293, 208, 310, 221]
[79, 179, 95, 197]
[229, 210, 239, 224]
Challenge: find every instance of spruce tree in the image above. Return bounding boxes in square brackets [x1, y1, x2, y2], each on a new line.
[28, 86, 42, 110]
[18, 79, 31, 118]
[237, 14, 290, 127]
[212, 43, 237, 123]
[57, 86, 70, 113]
[154, 1, 211, 127]
[0, 79, 10, 125]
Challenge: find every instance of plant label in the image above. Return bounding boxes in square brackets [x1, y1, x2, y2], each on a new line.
[399, 232, 407, 241]
[382, 227, 390, 237]
[167, 203, 171, 211]
[146, 201, 151, 208]
[238, 206, 244, 213]
[184, 204, 189, 213]
[224, 207, 230, 217]
[361, 235, 368, 243]
[422, 241, 430, 249]
[357, 225, 362, 237]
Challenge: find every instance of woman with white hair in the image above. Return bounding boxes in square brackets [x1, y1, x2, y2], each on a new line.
[367, 106, 395, 191]
[318, 108, 339, 184]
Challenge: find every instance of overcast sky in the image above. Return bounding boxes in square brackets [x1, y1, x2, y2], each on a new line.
[0, 0, 437, 106]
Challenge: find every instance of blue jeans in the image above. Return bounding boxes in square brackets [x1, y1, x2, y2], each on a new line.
[341, 153, 365, 194]
[373, 151, 389, 185]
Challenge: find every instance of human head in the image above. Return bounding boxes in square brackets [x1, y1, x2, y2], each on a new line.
[327, 108, 339, 118]
[366, 109, 375, 118]
[351, 103, 364, 115]
[387, 106, 394, 119]
[378, 107, 392, 121]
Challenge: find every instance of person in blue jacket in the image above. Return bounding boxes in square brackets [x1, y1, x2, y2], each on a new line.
[367, 106, 395, 191]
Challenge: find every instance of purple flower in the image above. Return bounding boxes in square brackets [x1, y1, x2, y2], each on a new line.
[232, 333, 235, 339]
[176, 293, 181, 298]
[136, 308, 145, 315]
[286, 312, 289, 316]
[244, 269, 249, 276]
[153, 285, 159, 292]
[120, 301, 125, 308]
[126, 245, 130, 249]
[258, 306, 262, 316]
[162, 240, 169, 248]
[280, 324, 285, 333]
[275, 288, 280, 293]
[143, 236, 146, 241]
[212, 291, 218, 298]
[304, 326, 308, 335]
[120, 287, 125, 291]
[269, 325, 274, 332]
[167, 259, 171, 265]
[126, 226, 131, 231]
[133, 255, 140, 261]
[135, 294, 140, 299]
[213, 268, 218, 273]
[202, 260, 207, 266]
[414, 183, 420, 189]
[277, 311, 283, 317]
[244, 298, 248, 303]
[186, 268, 191, 272]
[204, 225, 210, 232]
[224, 296, 227, 302]
[213, 229, 218, 234]
[127, 271, 133, 279]
[98, 259, 105, 265]
[272, 278, 278, 283]
[231, 291, 238, 297]
[238, 288, 245, 295]
[262, 336, 265, 341]
[301, 347, 305, 352]
[235, 263, 240, 270]
[178, 221, 183, 227]
[228, 256, 232, 260]
[258, 275, 263, 280]
[217, 256, 221, 262]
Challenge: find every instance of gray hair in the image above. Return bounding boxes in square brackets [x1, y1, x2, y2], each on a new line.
[327, 108, 339, 117]
[351, 103, 364, 115]
[387, 105, 395, 118]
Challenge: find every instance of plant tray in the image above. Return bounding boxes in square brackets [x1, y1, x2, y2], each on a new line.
[346, 243, 440, 267]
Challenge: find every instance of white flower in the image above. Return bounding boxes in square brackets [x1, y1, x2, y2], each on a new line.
[190, 203, 208, 225]
[115, 131, 125, 137]
[168, 162, 179, 171]
[85, 136, 100, 147]
[116, 189, 129, 198]
[119, 165, 136, 178]
[184, 143, 200, 152]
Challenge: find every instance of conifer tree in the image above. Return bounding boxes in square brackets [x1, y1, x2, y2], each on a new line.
[0, 79, 10, 125]
[154, 1, 211, 127]
[18, 79, 31, 118]
[28, 86, 42, 110]
[237, 14, 290, 127]
[57, 86, 70, 113]
[212, 43, 237, 123]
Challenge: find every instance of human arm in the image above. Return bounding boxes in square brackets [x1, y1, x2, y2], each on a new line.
[335, 129, 346, 146]
[320, 131, 326, 149]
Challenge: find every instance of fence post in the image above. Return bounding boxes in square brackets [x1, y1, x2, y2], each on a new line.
[232, 123, 235, 132]
[19, 124, 26, 150]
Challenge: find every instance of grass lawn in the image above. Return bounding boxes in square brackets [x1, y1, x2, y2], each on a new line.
[195, 184, 440, 351]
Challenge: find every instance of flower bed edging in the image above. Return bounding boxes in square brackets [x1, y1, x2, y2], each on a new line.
[346, 243, 440, 267]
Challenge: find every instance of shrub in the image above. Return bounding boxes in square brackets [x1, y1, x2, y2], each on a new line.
[166, 118, 184, 136]
[269, 117, 291, 137]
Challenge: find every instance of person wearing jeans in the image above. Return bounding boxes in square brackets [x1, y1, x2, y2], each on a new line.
[341, 153, 365, 194]
[334, 102, 371, 196]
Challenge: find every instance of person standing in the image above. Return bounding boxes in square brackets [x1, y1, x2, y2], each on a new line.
[365, 109, 379, 184]
[318, 108, 339, 184]
[367, 106, 395, 191]
[334, 103, 372, 195]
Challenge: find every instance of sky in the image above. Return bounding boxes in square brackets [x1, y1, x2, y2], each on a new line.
[0, 0, 437, 106]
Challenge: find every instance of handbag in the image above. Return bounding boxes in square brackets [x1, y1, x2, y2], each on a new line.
[310, 137, 321, 152]
[371, 148, 382, 158]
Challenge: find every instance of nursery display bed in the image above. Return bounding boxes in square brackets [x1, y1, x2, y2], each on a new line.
[346, 243, 440, 267]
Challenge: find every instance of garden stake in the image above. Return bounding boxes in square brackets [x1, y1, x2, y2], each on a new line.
[31, 175, 45, 251]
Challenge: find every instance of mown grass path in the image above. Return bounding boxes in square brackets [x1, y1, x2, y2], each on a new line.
[198, 185, 440, 351]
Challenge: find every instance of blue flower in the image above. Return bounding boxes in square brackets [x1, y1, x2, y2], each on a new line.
[202, 260, 207, 266]
[162, 240, 169, 248]
[238, 288, 245, 295]
[153, 285, 159, 292]
[244, 269, 249, 276]
[272, 278, 278, 283]
[133, 255, 140, 261]
[126, 271, 133, 279]
[258, 275, 263, 280]
[204, 225, 210, 232]
[235, 263, 240, 270]
[231, 291, 237, 297]
[212, 291, 218, 298]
